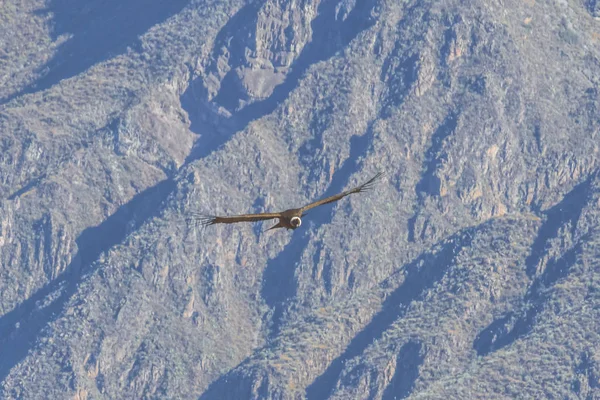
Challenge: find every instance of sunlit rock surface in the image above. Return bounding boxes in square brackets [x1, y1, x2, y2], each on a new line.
[0, 0, 599, 398]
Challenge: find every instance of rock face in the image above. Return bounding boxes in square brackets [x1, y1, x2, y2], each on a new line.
[1, 0, 599, 398]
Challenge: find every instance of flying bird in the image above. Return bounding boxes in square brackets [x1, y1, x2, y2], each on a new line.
[192, 172, 383, 231]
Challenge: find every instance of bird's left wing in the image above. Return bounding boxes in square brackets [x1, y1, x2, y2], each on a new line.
[300, 172, 383, 213]
[187, 212, 282, 227]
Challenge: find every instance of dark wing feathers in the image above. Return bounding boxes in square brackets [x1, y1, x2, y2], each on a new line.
[300, 172, 383, 212]
[187, 211, 281, 227]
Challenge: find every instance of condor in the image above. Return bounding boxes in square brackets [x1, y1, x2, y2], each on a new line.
[193, 172, 383, 231]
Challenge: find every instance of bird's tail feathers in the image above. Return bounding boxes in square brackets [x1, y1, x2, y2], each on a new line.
[264, 221, 283, 232]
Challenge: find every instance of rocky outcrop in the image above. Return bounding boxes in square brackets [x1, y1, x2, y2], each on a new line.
[1, 0, 599, 398]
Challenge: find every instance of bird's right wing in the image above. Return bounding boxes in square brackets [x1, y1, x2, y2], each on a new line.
[187, 212, 282, 227]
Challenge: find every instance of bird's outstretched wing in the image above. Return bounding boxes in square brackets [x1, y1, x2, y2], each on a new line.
[300, 172, 383, 213]
[187, 211, 282, 227]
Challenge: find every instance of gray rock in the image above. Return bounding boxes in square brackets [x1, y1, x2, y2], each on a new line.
[0, 0, 599, 398]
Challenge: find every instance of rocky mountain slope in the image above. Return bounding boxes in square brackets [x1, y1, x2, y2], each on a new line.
[0, 0, 599, 398]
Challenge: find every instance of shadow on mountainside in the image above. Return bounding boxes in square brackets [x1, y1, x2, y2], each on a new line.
[0, 178, 175, 381]
[414, 111, 459, 199]
[381, 341, 423, 400]
[1, 0, 189, 104]
[524, 176, 591, 278]
[306, 229, 473, 400]
[181, 0, 378, 163]
[473, 242, 584, 356]
[408, 110, 460, 242]
[473, 173, 595, 356]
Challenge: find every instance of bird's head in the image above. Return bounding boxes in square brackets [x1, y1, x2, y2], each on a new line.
[290, 216, 302, 229]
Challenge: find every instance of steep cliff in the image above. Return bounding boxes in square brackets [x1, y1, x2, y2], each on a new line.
[0, 0, 599, 398]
